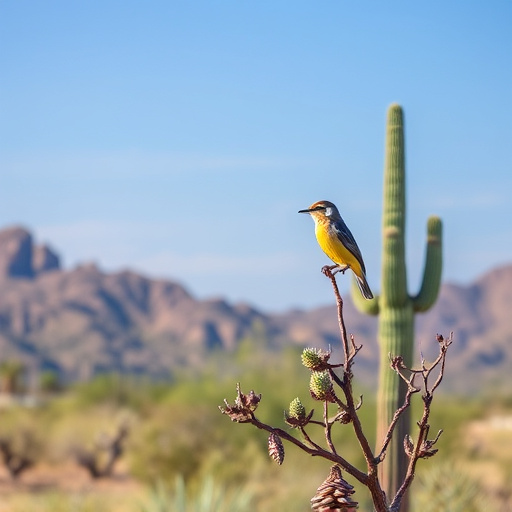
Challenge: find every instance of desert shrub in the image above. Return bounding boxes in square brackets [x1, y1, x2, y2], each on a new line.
[45, 402, 136, 464]
[0, 407, 45, 474]
[413, 463, 485, 511]
[39, 370, 62, 393]
[69, 373, 168, 412]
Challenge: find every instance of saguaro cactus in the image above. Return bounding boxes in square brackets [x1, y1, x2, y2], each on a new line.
[351, 104, 443, 508]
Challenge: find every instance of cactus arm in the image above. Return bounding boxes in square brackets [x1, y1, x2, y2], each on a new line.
[351, 277, 380, 315]
[412, 216, 443, 313]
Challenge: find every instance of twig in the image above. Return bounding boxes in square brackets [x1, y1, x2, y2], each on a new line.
[251, 415, 368, 484]
[377, 367, 419, 462]
[322, 266, 351, 366]
[299, 426, 324, 451]
[389, 334, 452, 512]
[324, 401, 337, 455]
[322, 268, 388, 509]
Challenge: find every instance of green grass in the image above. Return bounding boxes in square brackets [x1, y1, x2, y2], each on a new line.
[140, 476, 253, 512]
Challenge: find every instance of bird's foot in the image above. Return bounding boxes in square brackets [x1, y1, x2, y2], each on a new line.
[331, 265, 349, 276]
[321, 265, 337, 277]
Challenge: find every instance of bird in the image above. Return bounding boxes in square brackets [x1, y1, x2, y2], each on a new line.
[298, 200, 373, 299]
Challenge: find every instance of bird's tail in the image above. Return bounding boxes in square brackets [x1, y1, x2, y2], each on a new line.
[355, 273, 374, 300]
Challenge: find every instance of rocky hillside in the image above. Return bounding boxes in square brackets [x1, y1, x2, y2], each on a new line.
[0, 226, 510, 392]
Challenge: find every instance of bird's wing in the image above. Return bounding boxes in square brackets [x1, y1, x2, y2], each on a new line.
[332, 220, 367, 274]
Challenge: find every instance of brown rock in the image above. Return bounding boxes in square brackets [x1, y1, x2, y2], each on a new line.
[0, 226, 34, 278]
[33, 244, 61, 275]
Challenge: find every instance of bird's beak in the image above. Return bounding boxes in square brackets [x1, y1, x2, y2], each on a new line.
[298, 208, 311, 214]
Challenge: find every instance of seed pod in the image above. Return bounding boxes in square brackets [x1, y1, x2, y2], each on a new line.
[311, 465, 358, 511]
[288, 397, 306, 421]
[310, 371, 336, 402]
[302, 347, 331, 370]
[268, 432, 284, 465]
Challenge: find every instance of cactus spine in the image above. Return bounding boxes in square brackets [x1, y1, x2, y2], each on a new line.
[351, 104, 443, 507]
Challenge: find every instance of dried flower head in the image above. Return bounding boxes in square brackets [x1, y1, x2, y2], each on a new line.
[219, 383, 261, 422]
[404, 434, 414, 458]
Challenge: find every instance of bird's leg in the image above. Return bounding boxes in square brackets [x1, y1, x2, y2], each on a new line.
[321, 264, 349, 277]
[331, 265, 349, 275]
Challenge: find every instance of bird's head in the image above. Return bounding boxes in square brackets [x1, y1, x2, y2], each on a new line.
[298, 200, 340, 221]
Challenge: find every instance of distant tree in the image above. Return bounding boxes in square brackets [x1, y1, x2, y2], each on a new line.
[0, 360, 25, 394]
[0, 432, 36, 479]
[74, 422, 130, 478]
[39, 370, 62, 393]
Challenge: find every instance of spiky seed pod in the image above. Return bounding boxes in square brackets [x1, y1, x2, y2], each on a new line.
[289, 397, 306, 421]
[302, 347, 331, 370]
[311, 465, 358, 511]
[268, 432, 284, 465]
[285, 398, 314, 428]
[310, 371, 336, 402]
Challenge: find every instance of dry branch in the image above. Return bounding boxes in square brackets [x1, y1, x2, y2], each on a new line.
[220, 270, 452, 511]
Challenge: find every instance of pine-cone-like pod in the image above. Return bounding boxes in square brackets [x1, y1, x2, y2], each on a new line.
[268, 432, 285, 465]
[311, 465, 358, 511]
[302, 347, 331, 370]
[310, 371, 336, 402]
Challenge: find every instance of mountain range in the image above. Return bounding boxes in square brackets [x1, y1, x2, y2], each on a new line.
[0, 225, 511, 393]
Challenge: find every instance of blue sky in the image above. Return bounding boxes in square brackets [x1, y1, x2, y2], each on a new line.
[1, 1, 511, 311]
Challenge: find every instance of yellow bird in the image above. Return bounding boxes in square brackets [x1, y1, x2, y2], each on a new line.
[299, 200, 373, 299]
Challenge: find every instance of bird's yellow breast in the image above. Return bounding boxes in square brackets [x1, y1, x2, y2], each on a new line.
[315, 222, 363, 275]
